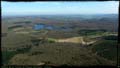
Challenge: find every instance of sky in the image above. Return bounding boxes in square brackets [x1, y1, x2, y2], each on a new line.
[1, 1, 119, 16]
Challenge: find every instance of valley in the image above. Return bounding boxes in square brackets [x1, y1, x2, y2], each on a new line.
[1, 14, 118, 66]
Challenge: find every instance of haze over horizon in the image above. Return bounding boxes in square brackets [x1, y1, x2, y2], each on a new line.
[1, 1, 119, 16]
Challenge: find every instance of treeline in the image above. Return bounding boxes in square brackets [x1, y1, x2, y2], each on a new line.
[8, 25, 23, 30]
[78, 29, 107, 36]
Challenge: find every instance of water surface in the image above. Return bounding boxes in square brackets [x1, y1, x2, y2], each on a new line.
[33, 23, 72, 31]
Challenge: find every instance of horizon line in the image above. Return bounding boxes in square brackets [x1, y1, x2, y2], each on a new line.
[2, 13, 118, 17]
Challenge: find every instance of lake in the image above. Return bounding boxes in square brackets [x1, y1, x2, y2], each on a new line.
[33, 23, 72, 31]
[33, 24, 54, 30]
